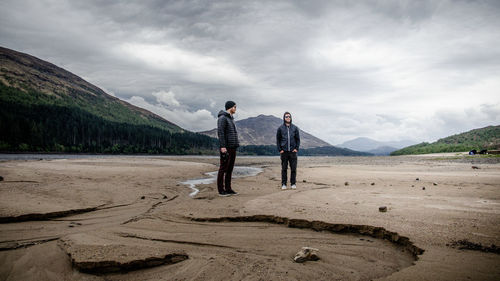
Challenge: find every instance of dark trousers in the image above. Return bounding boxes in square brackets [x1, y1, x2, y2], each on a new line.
[217, 148, 237, 193]
[281, 151, 297, 185]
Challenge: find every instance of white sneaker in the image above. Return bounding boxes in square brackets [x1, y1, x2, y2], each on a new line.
[281, 185, 287, 190]
[291, 184, 297, 189]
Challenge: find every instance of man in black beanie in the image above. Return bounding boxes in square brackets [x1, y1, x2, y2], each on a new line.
[217, 101, 239, 196]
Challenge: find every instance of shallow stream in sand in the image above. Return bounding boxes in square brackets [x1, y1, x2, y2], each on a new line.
[180, 166, 262, 197]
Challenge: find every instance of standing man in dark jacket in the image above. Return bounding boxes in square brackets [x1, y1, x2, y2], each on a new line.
[276, 112, 300, 190]
[217, 101, 239, 196]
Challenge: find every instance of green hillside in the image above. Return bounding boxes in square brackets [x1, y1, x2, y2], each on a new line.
[0, 46, 182, 132]
[0, 81, 217, 154]
[391, 126, 500, 155]
[0, 46, 217, 154]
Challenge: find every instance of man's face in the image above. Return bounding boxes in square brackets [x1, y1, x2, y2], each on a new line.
[229, 105, 237, 114]
[284, 114, 291, 122]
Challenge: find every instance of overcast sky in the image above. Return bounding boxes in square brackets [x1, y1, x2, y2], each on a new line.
[1, 0, 499, 144]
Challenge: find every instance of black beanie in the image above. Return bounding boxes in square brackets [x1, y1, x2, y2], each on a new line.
[225, 101, 236, 110]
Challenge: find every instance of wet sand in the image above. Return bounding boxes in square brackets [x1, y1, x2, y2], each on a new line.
[0, 155, 499, 280]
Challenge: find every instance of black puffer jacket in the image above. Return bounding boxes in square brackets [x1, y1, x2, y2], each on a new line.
[217, 110, 239, 148]
[276, 113, 300, 152]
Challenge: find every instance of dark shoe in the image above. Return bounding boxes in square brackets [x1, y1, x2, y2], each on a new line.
[218, 192, 230, 197]
[227, 190, 238, 195]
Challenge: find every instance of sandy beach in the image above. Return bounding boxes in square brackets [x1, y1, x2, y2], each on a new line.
[0, 155, 499, 280]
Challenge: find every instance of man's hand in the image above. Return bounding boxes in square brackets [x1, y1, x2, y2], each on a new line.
[221, 147, 227, 153]
[292, 149, 298, 153]
[280, 150, 284, 154]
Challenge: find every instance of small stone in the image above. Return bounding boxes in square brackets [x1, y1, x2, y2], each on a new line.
[422, 187, 426, 190]
[371, 182, 375, 185]
[0, 176, 3, 181]
[433, 182, 438, 186]
[294, 247, 319, 263]
[141, 196, 146, 199]
[163, 195, 168, 199]
[303, 179, 307, 183]
[344, 182, 349, 186]
[411, 185, 415, 187]
[379, 206, 387, 212]
[471, 166, 480, 169]
[416, 178, 420, 181]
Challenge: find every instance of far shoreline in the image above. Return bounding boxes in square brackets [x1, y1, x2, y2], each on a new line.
[1, 152, 498, 163]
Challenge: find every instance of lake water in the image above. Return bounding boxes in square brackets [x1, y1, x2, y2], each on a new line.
[0, 154, 278, 161]
[180, 166, 263, 197]
[0, 154, 134, 160]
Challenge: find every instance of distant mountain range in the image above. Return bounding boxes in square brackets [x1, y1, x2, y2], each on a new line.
[199, 114, 331, 149]
[391, 125, 500, 155]
[0, 46, 216, 154]
[337, 137, 417, 155]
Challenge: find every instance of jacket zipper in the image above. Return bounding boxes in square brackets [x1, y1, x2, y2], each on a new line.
[287, 126, 290, 151]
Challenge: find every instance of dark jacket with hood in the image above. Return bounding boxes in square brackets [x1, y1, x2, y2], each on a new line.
[276, 112, 300, 152]
[217, 110, 239, 149]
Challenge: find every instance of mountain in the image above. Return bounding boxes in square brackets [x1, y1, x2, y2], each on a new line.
[0, 46, 217, 153]
[0, 46, 181, 132]
[199, 114, 332, 149]
[237, 145, 372, 156]
[338, 137, 417, 155]
[299, 146, 372, 156]
[391, 125, 500, 155]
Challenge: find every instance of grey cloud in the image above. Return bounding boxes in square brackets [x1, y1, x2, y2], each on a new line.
[376, 114, 403, 126]
[479, 103, 500, 120]
[426, 103, 500, 141]
[1, 0, 499, 144]
[437, 50, 500, 72]
[293, 0, 436, 24]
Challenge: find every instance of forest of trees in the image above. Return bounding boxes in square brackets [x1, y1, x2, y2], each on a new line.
[0, 84, 218, 154]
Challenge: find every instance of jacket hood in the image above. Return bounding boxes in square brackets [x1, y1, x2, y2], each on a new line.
[283, 111, 292, 124]
[218, 110, 232, 118]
